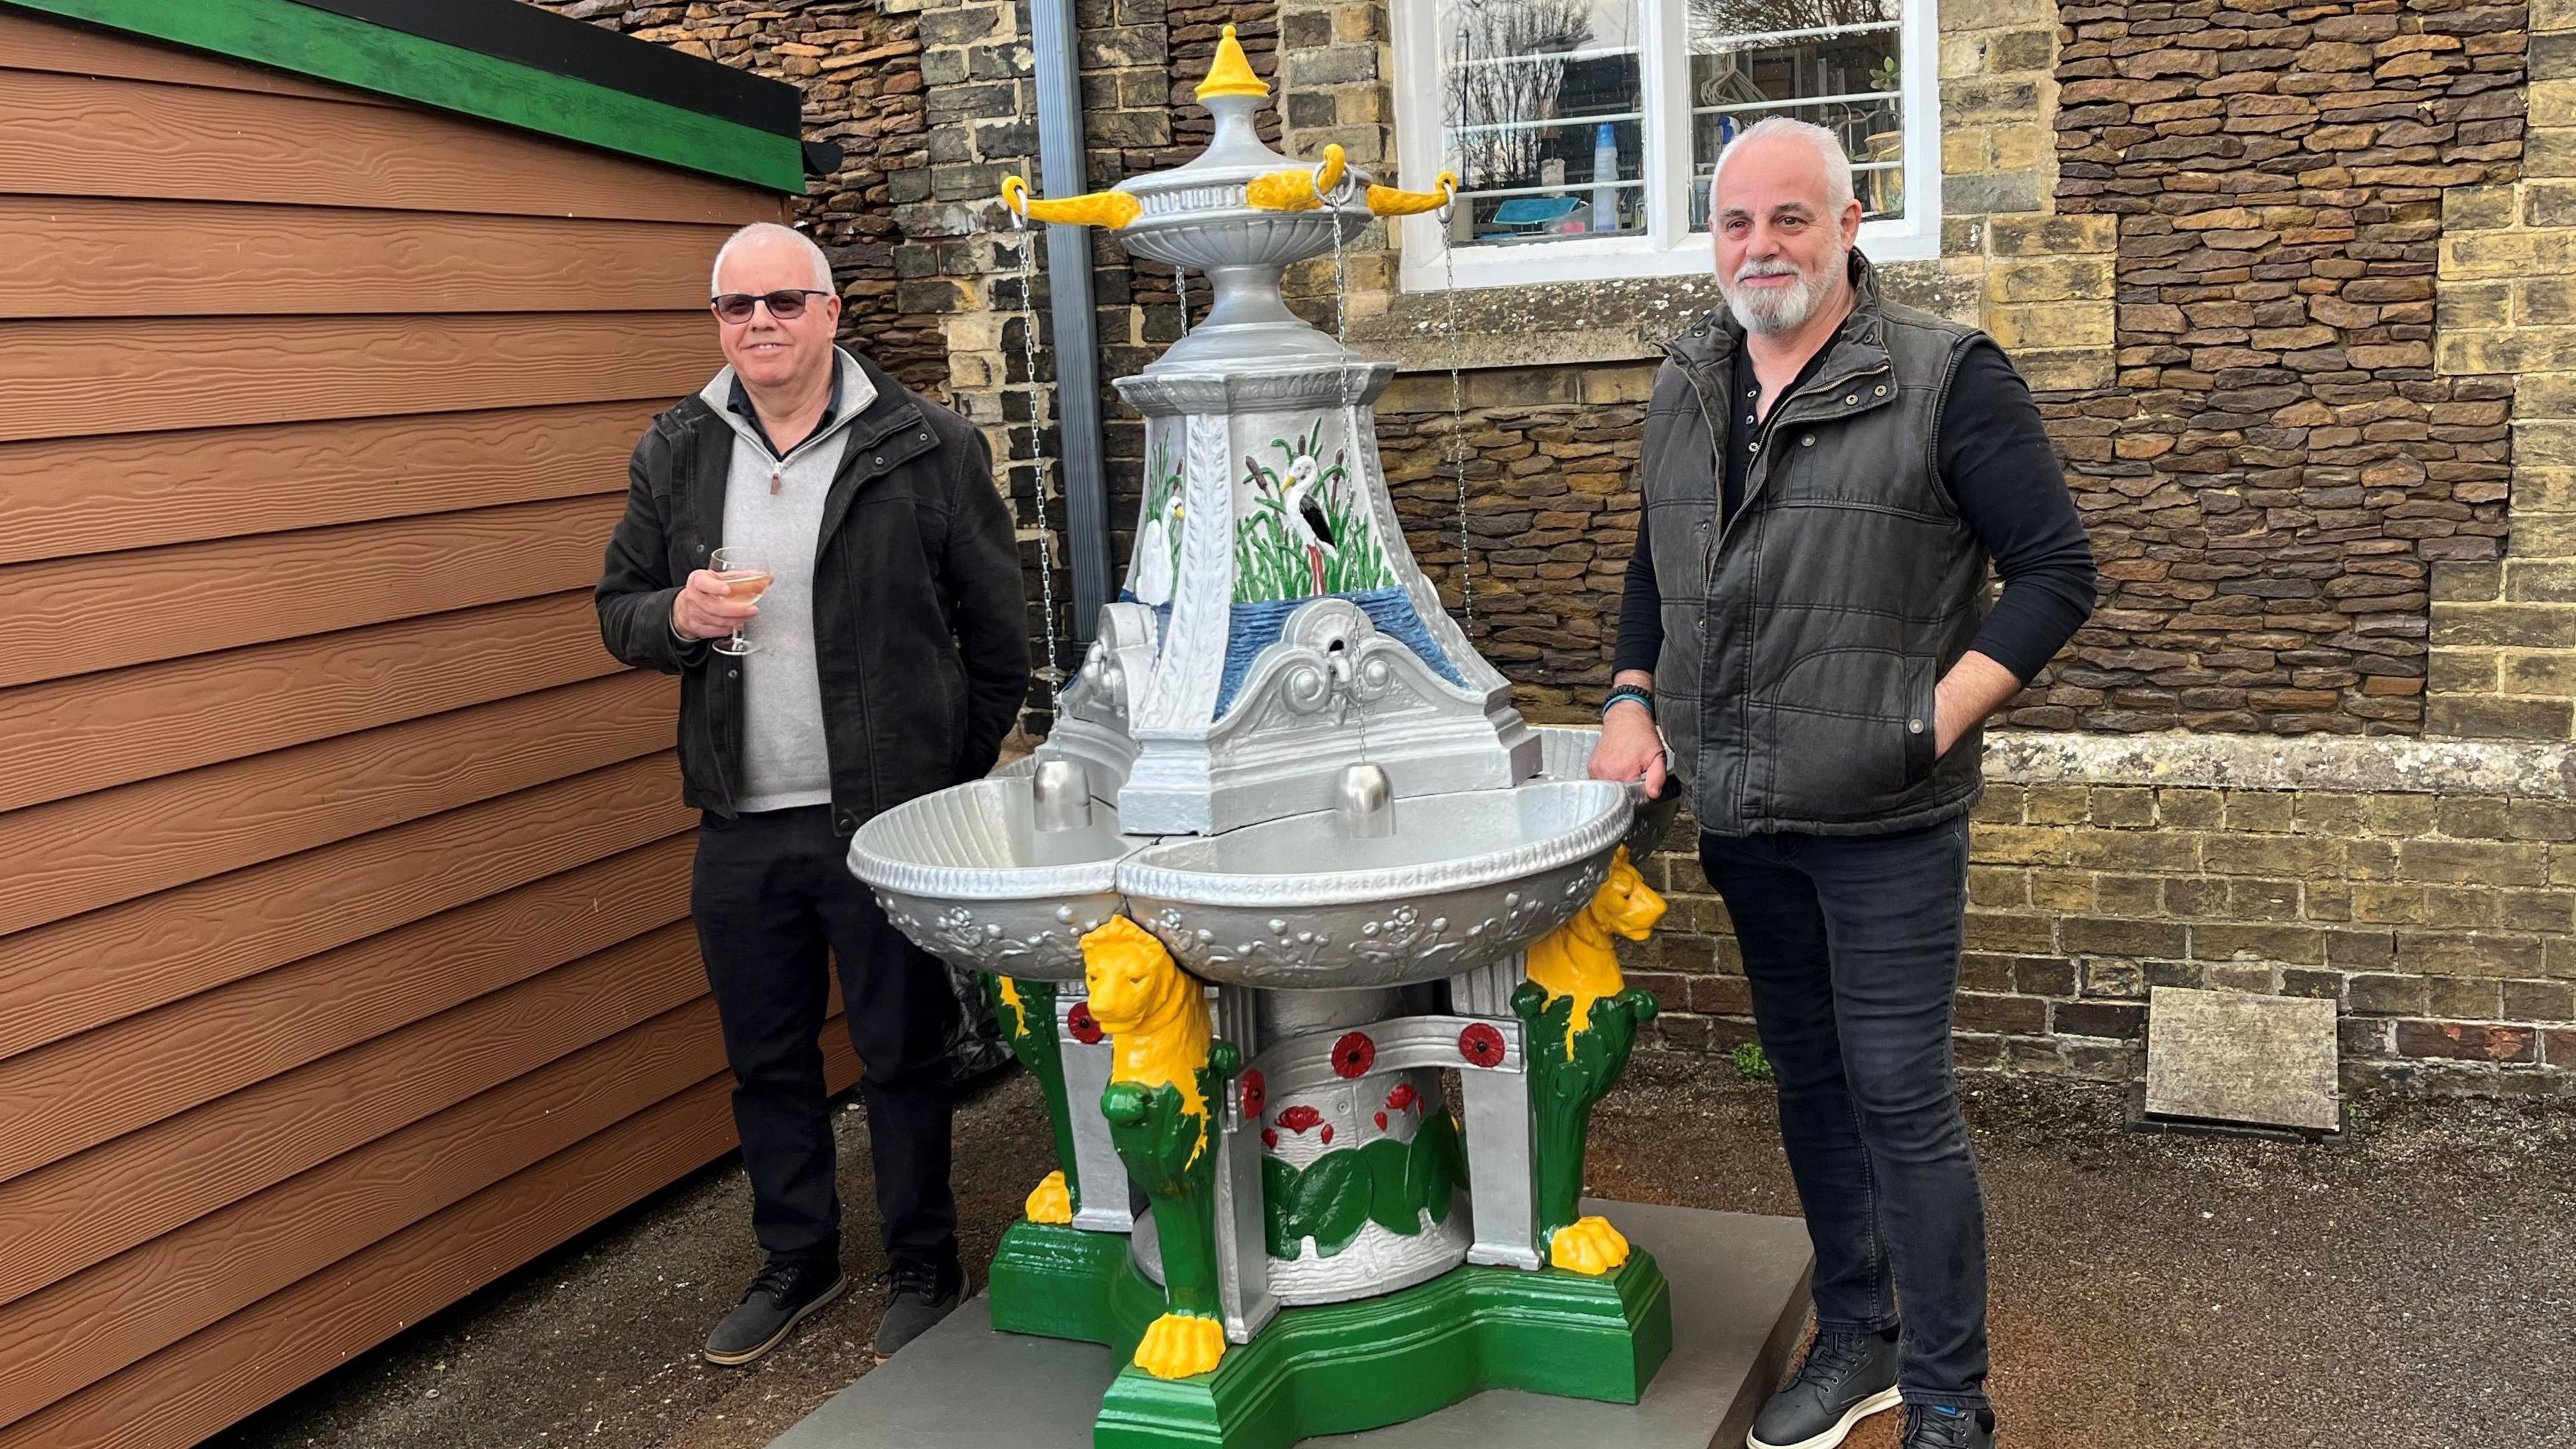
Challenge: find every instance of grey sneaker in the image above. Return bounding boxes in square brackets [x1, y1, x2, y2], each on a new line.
[1901, 1405, 1995, 1448]
[704, 1257, 847, 1366]
[1748, 1328, 1902, 1449]
[871, 1258, 968, 1358]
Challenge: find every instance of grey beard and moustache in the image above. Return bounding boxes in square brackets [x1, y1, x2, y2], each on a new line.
[1723, 244, 1847, 335]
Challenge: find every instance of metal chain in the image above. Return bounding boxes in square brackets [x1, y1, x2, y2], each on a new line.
[1438, 193, 1472, 629]
[1174, 262, 1191, 337]
[1010, 214, 1064, 693]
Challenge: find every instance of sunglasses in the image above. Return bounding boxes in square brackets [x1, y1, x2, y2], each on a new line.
[710, 288, 830, 323]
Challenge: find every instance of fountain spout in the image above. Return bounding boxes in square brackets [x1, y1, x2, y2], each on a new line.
[1333, 763, 1395, 839]
[1032, 758, 1094, 832]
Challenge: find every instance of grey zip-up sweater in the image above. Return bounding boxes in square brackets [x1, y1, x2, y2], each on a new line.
[703, 354, 869, 811]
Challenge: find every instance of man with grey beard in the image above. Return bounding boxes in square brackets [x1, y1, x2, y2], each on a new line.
[1589, 119, 2094, 1449]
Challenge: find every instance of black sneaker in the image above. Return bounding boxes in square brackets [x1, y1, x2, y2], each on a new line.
[1747, 1328, 1902, 1449]
[871, 1258, 968, 1357]
[703, 1256, 847, 1366]
[1901, 1405, 1996, 1448]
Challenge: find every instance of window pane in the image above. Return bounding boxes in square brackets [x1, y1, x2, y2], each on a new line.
[1436, 0, 1647, 248]
[1686, 0, 1905, 231]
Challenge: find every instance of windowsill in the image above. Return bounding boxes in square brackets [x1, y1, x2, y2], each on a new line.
[1351, 254, 1976, 373]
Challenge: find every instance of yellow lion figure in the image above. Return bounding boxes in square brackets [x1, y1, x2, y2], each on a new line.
[1083, 916, 1213, 1124]
[1524, 846, 1668, 1059]
[1520, 846, 1666, 1276]
[1081, 916, 1226, 1379]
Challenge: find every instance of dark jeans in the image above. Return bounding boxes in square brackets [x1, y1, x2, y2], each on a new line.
[1699, 814, 1988, 1413]
[693, 805, 959, 1273]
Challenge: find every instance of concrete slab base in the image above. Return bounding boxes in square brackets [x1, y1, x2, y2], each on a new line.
[770, 1200, 1814, 1449]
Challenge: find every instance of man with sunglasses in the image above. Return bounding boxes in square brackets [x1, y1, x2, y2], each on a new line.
[596, 221, 1028, 1366]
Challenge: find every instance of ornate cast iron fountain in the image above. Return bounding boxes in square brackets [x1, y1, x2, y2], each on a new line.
[850, 29, 1683, 1446]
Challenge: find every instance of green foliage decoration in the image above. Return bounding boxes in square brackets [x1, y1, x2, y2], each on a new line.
[1260, 1111, 1464, 1260]
[1233, 420, 1394, 602]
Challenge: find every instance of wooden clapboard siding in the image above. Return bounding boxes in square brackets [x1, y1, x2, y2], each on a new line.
[0, 593, 625, 814]
[0, 863, 696, 1184]
[0, 757, 687, 1061]
[0, 313, 712, 443]
[0, 403, 656, 566]
[0, 969, 736, 1426]
[0, 11, 397, 105]
[0, 495, 631, 688]
[0, 198, 735, 318]
[0, 1028, 859, 1449]
[0, 911, 710, 1307]
[0, 11, 814, 1442]
[0, 672, 672, 938]
[0, 68, 775, 222]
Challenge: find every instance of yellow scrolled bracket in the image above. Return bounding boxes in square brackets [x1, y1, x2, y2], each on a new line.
[1366, 170, 1461, 217]
[1000, 174, 1143, 230]
[1245, 144, 1347, 213]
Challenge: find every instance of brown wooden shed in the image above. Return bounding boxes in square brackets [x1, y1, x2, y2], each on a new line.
[0, 3, 855, 1442]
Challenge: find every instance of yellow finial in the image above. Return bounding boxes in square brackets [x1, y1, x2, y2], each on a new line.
[1195, 24, 1267, 101]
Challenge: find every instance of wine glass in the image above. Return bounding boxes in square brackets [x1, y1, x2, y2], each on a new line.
[708, 546, 771, 656]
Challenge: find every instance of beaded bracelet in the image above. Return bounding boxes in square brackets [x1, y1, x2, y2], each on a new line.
[1601, 684, 1654, 719]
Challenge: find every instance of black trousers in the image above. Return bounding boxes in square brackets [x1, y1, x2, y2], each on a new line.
[1699, 814, 1989, 1413]
[692, 805, 959, 1271]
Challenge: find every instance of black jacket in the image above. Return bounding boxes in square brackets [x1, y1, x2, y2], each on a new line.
[595, 354, 1030, 832]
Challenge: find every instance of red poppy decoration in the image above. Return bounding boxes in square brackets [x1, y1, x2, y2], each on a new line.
[1320, 1124, 1335, 1145]
[1458, 1022, 1507, 1068]
[1261, 1128, 1279, 1150]
[1330, 1032, 1376, 1079]
[1067, 1002, 1103, 1045]
[1374, 1111, 1389, 1130]
[1240, 1069, 1267, 1120]
[1384, 1082, 1419, 1113]
[1276, 1104, 1323, 1136]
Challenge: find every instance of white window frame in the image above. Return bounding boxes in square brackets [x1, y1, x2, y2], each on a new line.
[1393, 0, 1943, 292]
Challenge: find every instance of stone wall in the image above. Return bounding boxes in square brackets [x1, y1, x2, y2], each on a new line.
[529, 0, 947, 390]
[1628, 735, 2576, 1096]
[2051, 0, 2528, 736]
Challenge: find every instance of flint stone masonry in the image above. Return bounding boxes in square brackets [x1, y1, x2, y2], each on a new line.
[527, 0, 947, 392]
[2050, 0, 2529, 736]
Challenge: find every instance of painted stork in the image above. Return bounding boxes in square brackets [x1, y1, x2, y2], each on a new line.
[1280, 455, 1338, 594]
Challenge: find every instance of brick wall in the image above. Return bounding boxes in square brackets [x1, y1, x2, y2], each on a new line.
[1624, 736, 2576, 1095]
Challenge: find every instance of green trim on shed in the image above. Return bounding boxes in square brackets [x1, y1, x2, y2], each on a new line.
[4, 0, 806, 193]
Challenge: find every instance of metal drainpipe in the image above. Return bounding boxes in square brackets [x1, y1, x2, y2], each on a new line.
[1026, 0, 1113, 646]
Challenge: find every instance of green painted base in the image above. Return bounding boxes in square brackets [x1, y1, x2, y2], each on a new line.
[987, 1220, 1130, 1344]
[1087, 1251, 1673, 1449]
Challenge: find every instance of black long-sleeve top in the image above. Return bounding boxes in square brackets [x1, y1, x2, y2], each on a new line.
[1613, 330, 2096, 684]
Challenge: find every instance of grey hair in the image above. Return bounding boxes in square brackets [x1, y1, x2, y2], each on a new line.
[1709, 117, 1856, 213]
[709, 221, 834, 297]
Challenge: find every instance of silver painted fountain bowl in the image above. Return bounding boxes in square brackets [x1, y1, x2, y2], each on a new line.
[1118, 779, 1631, 989]
[1529, 725, 1683, 865]
[849, 776, 1134, 981]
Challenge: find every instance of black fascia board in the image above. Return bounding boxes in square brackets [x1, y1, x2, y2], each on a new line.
[280, 0, 804, 140]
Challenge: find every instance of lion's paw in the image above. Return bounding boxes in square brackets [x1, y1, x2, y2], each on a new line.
[1548, 1214, 1631, 1276]
[1023, 1170, 1073, 1226]
[1133, 1312, 1226, 1380]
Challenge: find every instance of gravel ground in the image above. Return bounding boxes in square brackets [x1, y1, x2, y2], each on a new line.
[213, 1061, 2576, 1449]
